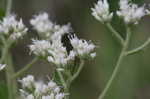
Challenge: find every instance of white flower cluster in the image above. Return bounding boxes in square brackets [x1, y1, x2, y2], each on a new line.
[0, 15, 28, 40]
[0, 64, 6, 71]
[69, 35, 96, 59]
[29, 40, 51, 56]
[47, 40, 76, 66]
[19, 75, 65, 99]
[29, 12, 96, 66]
[30, 13, 71, 39]
[117, 0, 150, 24]
[29, 38, 76, 66]
[91, 0, 113, 23]
[92, 0, 150, 24]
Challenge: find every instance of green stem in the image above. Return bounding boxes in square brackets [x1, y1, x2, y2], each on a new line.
[126, 38, 150, 55]
[64, 60, 85, 99]
[0, 44, 10, 63]
[5, 52, 17, 99]
[98, 27, 131, 99]
[5, 65, 14, 99]
[6, 0, 12, 16]
[56, 70, 67, 89]
[56, 69, 69, 99]
[13, 57, 39, 79]
[70, 60, 85, 83]
[4, 0, 16, 99]
[0, 43, 15, 99]
[106, 23, 124, 46]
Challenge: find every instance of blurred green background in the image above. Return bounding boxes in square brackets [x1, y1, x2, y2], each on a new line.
[0, 0, 150, 99]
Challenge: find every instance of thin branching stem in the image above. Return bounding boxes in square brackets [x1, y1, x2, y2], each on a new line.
[98, 27, 131, 99]
[70, 60, 85, 83]
[126, 38, 150, 55]
[57, 70, 67, 89]
[56, 69, 69, 99]
[13, 57, 39, 79]
[63, 60, 85, 99]
[106, 23, 124, 46]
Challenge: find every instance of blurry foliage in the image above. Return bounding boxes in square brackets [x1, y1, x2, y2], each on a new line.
[0, 82, 8, 99]
[0, 9, 5, 19]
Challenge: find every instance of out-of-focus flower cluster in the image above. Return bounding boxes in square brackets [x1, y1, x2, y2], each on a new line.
[0, 15, 28, 41]
[92, 0, 150, 24]
[117, 0, 150, 24]
[29, 13, 96, 67]
[19, 75, 65, 99]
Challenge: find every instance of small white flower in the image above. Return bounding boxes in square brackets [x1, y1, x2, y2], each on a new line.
[0, 64, 6, 71]
[35, 82, 49, 96]
[0, 15, 28, 40]
[51, 23, 72, 41]
[69, 35, 96, 59]
[30, 13, 72, 40]
[19, 75, 35, 89]
[30, 12, 54, 38]
[117, 0, 150, 24]
[47, 39, 76, 66]
[29, 39, 51, 56]
[91, 0, 113, 22]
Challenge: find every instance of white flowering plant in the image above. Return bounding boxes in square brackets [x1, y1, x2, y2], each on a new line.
[0, 0, 150, 99]
[0, 0, 96, 98]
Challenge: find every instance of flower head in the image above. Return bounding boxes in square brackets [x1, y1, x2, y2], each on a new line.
[30, 12, 72, 40]
[47, 39, 76, 66]
[30, 12, 54, 38]
[19, 75, 65, 99]
[117, 0, 150, 24]
[91, 0, 113, 23]
[0, 15, 28, 40]
[18, 75, 35, 89]
[29, 39, 51, 57]
[69, 35, 96, 59]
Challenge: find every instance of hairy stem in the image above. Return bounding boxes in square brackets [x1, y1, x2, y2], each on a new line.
[98, 27, 131, 99]
[13, 57, 39, 79]
[106, 23, 124, 46]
